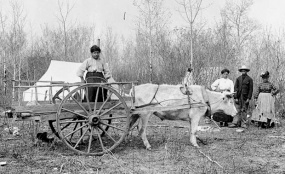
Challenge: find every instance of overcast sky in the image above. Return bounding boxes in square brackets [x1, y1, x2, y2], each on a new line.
[1, 0, 285, 38]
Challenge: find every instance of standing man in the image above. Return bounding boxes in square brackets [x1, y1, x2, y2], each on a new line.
[76, 45, 111, 102]
[229, 65, 253, 128]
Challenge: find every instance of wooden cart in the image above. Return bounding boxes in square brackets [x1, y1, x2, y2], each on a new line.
[9, 80, 191, 156]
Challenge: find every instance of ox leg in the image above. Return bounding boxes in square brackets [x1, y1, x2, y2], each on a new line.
[124, 114, 140, 142]
[138, 112, 152, 150]
[189, 108, 206, 148]
[129, 114, 140, 131]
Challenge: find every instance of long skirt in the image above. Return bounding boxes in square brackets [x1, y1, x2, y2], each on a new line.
[84, 72, 107, 102]
[256, 93, 275, 120]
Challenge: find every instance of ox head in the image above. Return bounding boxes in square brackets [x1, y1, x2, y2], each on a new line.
[180, 86, 237, 116]
[213, 91, 237, 116]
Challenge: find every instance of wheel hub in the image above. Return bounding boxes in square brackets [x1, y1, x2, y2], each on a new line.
[89, 115, 100, 125]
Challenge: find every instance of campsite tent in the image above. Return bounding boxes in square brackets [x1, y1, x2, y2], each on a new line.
[23, 60, 122, 102]
[23, 60, 82, 101]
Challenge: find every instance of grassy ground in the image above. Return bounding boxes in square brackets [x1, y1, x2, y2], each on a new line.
[0, 116, 285, 174]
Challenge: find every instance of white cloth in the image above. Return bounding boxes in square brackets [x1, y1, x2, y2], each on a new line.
[211, 78, 234, 93]
[76, 58, 111, 79]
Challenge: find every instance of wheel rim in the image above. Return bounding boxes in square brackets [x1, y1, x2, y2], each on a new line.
[56, 84, 130, 155]
[49, 86, 71, 139]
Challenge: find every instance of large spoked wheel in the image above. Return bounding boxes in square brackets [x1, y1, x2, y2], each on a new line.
[56, 84, 130, 156]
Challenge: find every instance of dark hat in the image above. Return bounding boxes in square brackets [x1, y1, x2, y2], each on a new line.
[238, 65, 250, 72]
[260, 71, 269, 78]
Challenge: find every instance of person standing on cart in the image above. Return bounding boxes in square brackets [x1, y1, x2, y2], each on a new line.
[76, 45, 111, 102]
[254, 71, 279, 128]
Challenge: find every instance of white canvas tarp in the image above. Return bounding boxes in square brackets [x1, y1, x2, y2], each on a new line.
[23, 60, 82, 101]
[23, 60, 124, 102]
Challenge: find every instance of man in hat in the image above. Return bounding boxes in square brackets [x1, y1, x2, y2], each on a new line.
[229, 65, 253, 128]
[76, 45, 111, 102]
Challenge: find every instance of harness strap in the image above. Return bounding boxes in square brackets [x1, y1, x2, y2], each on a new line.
[135, 85, 161, 108]
[201, 86, 211, 116]
[185, 84, 192, 107]
[149, 84, 160, 105]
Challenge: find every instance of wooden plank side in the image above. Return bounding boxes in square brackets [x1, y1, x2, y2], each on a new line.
[13, 98, 132, 107]
[16, 109, 129, 122]
[12, 101, 52, 106]
[14, 101, 125, 113]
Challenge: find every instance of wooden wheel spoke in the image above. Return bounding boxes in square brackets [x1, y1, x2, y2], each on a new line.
[70, 122, 79, 141]
[60, 122, 72, 131]
[87, 126, 93, 153]
[63, 123, 88, 139]
[70, 95, 89, 115]
[57, 84, 130, 155]
[95, 127, 105, 151]
[59, 120, 87, 124]
[98, 91, 113, 113]
[61, 108, 88, 118]
[101, 116, 127, 120]
[100, 122, 125, 132]
[85, 87, 92, 112]
[99, 125, 116, 143]
[99, 102, 122, 116]
[93, 87, 100, 114]
[73, 127, 89, 149]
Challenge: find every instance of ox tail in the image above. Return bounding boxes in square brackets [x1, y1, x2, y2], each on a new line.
[201, 86, 211, 118]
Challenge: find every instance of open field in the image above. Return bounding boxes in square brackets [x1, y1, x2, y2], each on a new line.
[0, 116, 285, 174]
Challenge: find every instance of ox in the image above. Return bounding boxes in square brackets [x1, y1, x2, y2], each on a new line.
[129, 83, 237, 150]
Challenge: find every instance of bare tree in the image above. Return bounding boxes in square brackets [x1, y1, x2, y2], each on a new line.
[176, 0, 204, 66]
[221, 0, 259, 63]
[134, 0, 170, 83]
[56, 0, 75, 60]
[0, 0, 27, 103]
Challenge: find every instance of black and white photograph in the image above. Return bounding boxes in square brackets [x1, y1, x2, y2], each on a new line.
[0, 0, 285, 173]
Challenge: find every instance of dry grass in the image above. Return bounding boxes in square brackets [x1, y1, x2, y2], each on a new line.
[0, 116, 285, 174]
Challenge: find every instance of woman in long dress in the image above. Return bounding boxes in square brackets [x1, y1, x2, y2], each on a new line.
[254, 71, 279, 128]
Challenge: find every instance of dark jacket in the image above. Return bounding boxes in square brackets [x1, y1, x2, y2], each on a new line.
[234, 74, 253, 100]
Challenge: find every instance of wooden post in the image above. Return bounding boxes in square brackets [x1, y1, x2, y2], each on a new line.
[30, 89, 33, 102]
[131, 82, 135, 109]
[18, 55, 21, 105]
[97, 39, 100, 47]
[49, 77, 53, 103]
[3, 54, 6, 95]
[13, 56, 16, 100]
[35, 86, 38, 103]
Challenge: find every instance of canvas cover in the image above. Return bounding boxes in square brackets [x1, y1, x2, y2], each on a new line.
[22, 60, 125, 102]
[23, 60, 82, 102]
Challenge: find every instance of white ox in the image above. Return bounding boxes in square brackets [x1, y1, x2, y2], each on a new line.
[129, 83, 237, 149]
